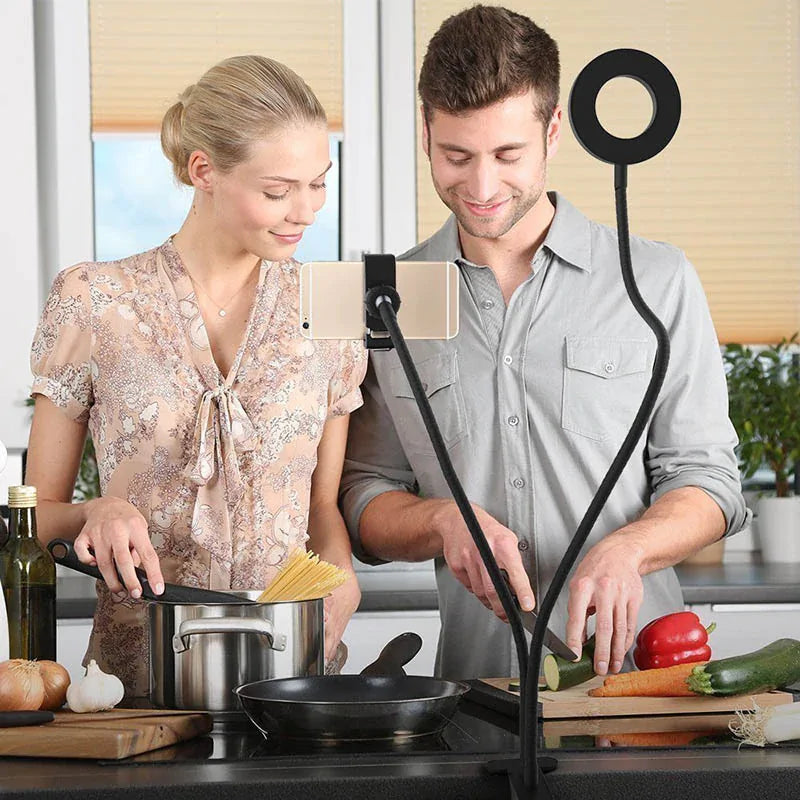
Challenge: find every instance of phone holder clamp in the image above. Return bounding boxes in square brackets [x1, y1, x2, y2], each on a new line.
[364, 253, 402, 350]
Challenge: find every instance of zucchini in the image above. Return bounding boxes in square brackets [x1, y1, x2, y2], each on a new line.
[543, 636, 596, 691]
[687, 638, 800, 696]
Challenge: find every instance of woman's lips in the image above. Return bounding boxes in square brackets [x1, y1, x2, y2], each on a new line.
[272, 231, 303, 244]
[462, 198, 510, 217]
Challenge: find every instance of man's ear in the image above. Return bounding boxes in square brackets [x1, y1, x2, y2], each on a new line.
[421, 105, 431, 158]
[187, 150, 214, 191]
[546, 104, 563, 160]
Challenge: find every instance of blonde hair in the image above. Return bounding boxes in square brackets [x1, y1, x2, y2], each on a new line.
[161, 55, 327, 185]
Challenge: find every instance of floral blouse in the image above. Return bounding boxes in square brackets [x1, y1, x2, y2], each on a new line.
[30, 240, 367, 696]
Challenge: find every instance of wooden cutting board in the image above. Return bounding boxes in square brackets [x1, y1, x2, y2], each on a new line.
[0, 708, 213, 759]
[481, 676, 795, 719]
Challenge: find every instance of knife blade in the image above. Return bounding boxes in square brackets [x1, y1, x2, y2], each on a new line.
[499, 569, 579, 661]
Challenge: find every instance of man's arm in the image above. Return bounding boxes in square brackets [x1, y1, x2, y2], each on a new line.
[565, 486, 725, 675]
[340, 358, 536, 616]
[565, 251, 749, 676]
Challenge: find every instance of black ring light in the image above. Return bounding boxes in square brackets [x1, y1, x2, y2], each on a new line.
[568, 48, 681, 164]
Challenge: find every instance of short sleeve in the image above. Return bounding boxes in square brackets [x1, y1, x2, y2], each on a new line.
[30, 263, 94, 423]
[327, 339, 368, 419]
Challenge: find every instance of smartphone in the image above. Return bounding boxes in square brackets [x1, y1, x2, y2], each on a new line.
[299, 261, 459, 340]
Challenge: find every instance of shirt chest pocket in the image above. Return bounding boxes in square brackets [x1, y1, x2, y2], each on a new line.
[389, 352, 467, 456]
[561, 336, 650, 442]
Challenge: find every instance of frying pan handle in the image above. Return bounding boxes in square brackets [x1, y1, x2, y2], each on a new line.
[48, 538, 104, 581]
[173, 617, 288, 654]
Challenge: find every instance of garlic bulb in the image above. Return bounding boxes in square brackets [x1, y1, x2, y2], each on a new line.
[66, 660, 124, 713]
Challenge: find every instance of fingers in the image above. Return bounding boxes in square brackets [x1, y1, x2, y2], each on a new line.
[130, 528, 165, 595]
[111, 533, 142, 598]
[566, 576, 593, 662]
[502, 555, 535, 612]
[91, 538, 125, 595]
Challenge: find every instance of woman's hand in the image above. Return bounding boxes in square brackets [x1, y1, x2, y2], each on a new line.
[74, 496, 165, 599]
[323, 570, 361, 662]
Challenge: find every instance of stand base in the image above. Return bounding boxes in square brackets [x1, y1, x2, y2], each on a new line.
[485, 756, 557, 800]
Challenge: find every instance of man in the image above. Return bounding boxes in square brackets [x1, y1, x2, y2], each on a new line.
[339, 5, 749, 680]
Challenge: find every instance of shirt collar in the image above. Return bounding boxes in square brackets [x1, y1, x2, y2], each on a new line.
[424, 190, 593, 274]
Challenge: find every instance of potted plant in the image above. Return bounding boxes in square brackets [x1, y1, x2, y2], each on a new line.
[723, 334, 800, 562]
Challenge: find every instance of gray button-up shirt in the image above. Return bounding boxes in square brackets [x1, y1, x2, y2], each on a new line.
[340, 191, 749, 680]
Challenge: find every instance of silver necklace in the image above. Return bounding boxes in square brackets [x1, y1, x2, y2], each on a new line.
[188, 264, 260, 318]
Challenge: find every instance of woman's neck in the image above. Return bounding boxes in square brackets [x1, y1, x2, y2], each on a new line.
[172, 205, 262, 289]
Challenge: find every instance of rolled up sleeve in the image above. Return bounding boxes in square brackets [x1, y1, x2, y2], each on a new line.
[339, 357, 418, 565]
[646, 253, 750, 536]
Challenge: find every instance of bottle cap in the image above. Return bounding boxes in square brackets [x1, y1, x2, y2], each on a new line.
[8, 485, 37, 508]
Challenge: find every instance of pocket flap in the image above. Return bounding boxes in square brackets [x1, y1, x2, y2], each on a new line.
[390, 352, 457, 398]
[565, 336, 648, 379]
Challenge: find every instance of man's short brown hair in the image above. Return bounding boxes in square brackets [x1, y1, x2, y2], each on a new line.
[419, 5, 560, 127]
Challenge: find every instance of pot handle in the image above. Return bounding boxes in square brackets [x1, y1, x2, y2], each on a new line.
[173, 617, 288, 654]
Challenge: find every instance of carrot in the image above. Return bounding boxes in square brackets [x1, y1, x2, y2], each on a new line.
[603, 730, 716, 747]
[587, 662, 705, 697]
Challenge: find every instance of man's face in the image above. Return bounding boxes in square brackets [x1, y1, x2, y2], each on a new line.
[423, 91, 560, 241]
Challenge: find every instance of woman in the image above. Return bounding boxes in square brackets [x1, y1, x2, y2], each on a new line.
[25, 55, 367, 696]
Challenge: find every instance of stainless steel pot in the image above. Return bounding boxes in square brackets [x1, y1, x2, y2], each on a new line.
[149, 591, 324, 711]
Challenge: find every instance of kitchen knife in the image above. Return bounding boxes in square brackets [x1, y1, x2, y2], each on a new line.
[0, 711, 55, 728]
[499, 570, 579, 662]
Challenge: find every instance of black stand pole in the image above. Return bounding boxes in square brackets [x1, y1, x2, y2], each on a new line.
[363, 163, 671, 797]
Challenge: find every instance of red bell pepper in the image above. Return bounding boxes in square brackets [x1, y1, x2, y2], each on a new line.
[633, 611, 716, 670]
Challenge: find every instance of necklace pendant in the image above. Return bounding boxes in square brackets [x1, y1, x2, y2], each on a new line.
[218, 309, 227, 318]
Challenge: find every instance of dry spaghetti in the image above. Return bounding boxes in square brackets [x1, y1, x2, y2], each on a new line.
[257, 548, 349, 602]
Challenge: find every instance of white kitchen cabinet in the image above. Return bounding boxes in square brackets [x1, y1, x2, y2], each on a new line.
[56, 618, 93, 684]
[342, 610, 441, 675]
[686, 603, 800, 660]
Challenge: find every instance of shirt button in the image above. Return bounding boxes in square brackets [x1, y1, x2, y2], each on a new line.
[511, 477, 526, 489]
[508, 415, 519, 426]
[604, 362, 616, 374]
[422, 382, 428, 391]
[518, 540, 529, 551]
[481, 299, 495, 310]
[503, 355, 513, 366]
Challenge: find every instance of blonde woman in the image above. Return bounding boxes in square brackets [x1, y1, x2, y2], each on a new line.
[25, 55, 366, 696]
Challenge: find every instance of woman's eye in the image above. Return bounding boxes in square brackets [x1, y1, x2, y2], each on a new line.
[311, 182, 327, 191]
[264, 191, 290, 201]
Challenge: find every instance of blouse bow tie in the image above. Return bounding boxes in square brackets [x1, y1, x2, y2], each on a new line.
[186, 383, 259, 572]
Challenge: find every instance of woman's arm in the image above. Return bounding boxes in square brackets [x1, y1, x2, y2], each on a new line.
[25, 395, 164, 597]
[306, 414, 361, 660]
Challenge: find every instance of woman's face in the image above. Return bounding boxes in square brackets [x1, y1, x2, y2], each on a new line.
[210, 124, 331, 261]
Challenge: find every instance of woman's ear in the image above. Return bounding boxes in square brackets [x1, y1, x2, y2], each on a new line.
[186, 150, 214, 192]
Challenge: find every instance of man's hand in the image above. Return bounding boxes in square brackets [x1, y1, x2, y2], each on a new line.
[435, 501, 534, 621]
[565, 531, 646, 676]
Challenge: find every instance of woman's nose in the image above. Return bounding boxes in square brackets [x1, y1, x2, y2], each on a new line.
[287, 192, 316, 226]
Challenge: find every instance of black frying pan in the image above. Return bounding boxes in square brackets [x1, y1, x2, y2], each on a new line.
[48, 538, 253, 604]
[234, 632, 470, 741]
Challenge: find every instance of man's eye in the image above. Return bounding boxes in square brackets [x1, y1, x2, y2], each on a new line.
[498, 156, 521, 164]
[311, 182, 327, 191]
[446, 158, 469, 166]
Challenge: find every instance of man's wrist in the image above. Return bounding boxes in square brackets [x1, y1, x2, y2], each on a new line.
[602, 525, 650, 574]
[427, 498, 457, 552]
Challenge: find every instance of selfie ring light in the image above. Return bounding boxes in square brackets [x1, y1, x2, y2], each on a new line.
[568, 48, 680, 165]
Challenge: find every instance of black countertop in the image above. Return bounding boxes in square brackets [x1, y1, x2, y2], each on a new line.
[2, 708, 800, 800]
[56, 555, 800, 619]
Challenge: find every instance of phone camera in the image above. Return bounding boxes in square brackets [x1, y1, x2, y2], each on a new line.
[302, 321, 309, 329]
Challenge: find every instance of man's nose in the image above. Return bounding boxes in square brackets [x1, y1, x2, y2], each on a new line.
[465, 160, 500, 203]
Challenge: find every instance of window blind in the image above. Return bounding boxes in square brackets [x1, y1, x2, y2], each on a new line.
[90, 0, 343, 132]
[415, 1, 800, 343]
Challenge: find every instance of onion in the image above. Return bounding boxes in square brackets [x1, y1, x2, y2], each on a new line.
[0, 660, 45, 711]
[37, 661, 71, 711]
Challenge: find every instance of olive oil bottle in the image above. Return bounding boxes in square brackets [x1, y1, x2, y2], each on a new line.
[2, 486, 56, 660]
